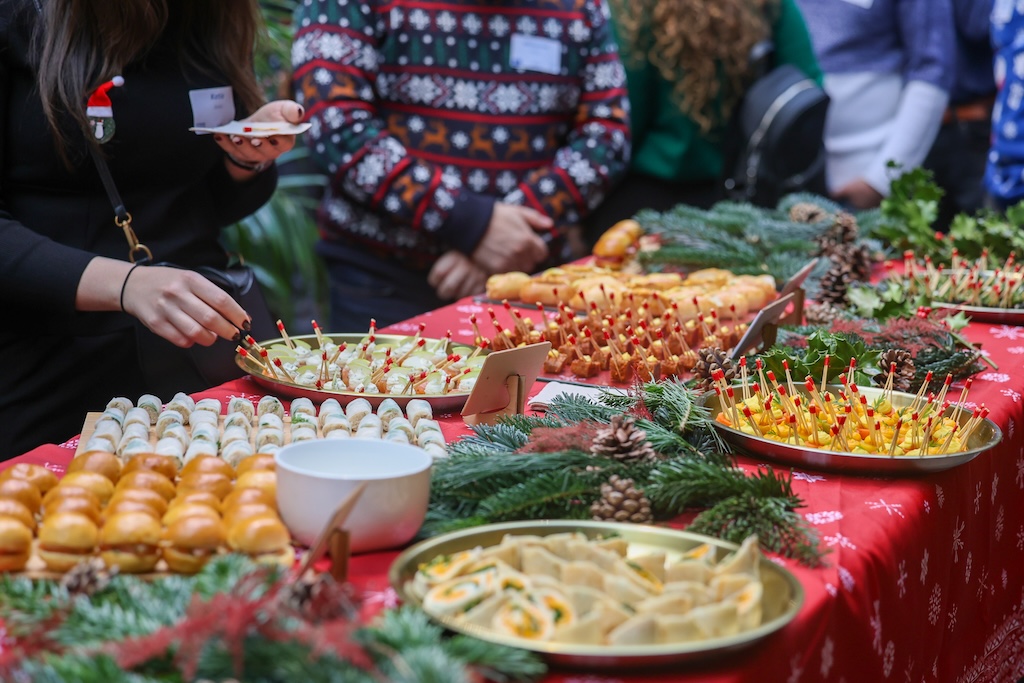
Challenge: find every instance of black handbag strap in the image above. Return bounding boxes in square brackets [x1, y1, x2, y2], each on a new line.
[87, 143, 154, 264]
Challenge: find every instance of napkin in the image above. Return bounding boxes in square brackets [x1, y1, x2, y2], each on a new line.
[528, 382, 628, 411]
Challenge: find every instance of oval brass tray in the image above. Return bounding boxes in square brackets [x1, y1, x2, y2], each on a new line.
[236, 333, 480, 411]
[706, 385, 1001, 475]
[389, 520, 804, 669]
[931, 301, 1024, 326]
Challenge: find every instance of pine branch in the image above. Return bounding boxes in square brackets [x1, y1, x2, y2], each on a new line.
[444, 635, 548, 682]
[646, 458, 797, 516]
[455, 423, 532, 453]
[475, 469, 603, 521]
[545, 394, 620, 424]
[688, 495, 825, 566]
[495, 413, 564, 433]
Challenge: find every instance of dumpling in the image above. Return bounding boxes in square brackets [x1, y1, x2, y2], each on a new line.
[635, 593, 695, 616]
[221, 426, 250, 447]
[417, 430, 446, 448]
[603, 574, 653, 604]
[553, 610, 603, 645]
[542, 532, 586, 560]
[732, 581, 764, 632]
[521, 546, 567, 581]
[709, 573, 751, 602]
[629, 552, 666, 583]
[662, 581, 713, 607]
[317, 398, 344, 427]
[565, 539, 620, 571]
[105, 397, 133, 414]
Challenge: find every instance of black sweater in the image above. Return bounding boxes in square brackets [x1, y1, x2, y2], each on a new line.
[0, 1, 277, 458]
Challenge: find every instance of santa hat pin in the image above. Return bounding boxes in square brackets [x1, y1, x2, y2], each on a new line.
[86, 75, 124, 144]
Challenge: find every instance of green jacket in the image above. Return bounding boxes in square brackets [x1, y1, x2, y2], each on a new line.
[618, 0, 823, 183]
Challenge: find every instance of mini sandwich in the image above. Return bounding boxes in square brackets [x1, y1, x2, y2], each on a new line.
[222, 503, 278, 531]
[176, 472, 233, 500]
[168, 490, 222, 512]
[115, 470, 176, 502]
[0, 478, 43, 514]
[58, 471, 115, 505]
[44, 495, 102, 525]
[0, 463, 59, 494]
[0, 516, 33, 571]
[180, 454, 235, 480]
[222, 487, 274, 512]
[122, 454, 179, 481]
[0, 498, 37, 532]
[234, 453, 275, 476]
[38, 512, 98, 572]
[162, 516, 226, 574]
[99, 512, 162, 573]
[108, 487, 169, 517]
[67, 451, 122, 484]
[227, 515, 294, 566]
[162, 503, 221, 527]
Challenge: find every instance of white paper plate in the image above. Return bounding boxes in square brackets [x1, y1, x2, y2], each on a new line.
[190, 120, 311, 137]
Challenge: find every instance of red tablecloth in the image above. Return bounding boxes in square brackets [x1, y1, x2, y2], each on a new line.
[7, 300, 1024, 682]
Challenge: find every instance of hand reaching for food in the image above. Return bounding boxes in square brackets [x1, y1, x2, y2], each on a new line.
[428, 251, 489, 301]
[120, 266, 249, 348]
[471, 203, 551, 275]
[213, 99, 305, 177]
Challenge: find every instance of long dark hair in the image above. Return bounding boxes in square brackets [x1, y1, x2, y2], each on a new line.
[32, 0, 265, 159]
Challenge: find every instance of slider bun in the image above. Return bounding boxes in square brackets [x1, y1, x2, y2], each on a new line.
[0, 498, 36, 531]
[44, 496, 102, 525]
[162, 503, 221, 527]
[99, 512, 162, 573]
[102, 498, 162, 524]
[43, 486, 101, 510]
[0, 478, 42, 514]
[38, 512, 98, 572]
[222, 503, 278, 531]
[108, 488, 169, 517]
[227, 515, 293, 566]
[67, 451, 122, 484]
[235, 453, 276, 476]
[176, 472, 233, 500]
[169, 490, 222, 512]
[486, 271, 532, 300]
[222, 487, 275, 512]
[162, 516, 226, 574]
[122, 453, 179, 481]
[180, 455, 235, 480]
[235, 470, 276, 498]
[0, 463, 59, 493]
[58, 471, 115, 505]
[0, 516, 33, 571]
[115, 470, 176, 501]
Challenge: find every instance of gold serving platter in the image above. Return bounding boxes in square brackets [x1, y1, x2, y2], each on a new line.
[236, 333, 483, 411]
[389, 520, 803, 669]
[931, 301, 1024, 326]
[706, 385, 1002, 475]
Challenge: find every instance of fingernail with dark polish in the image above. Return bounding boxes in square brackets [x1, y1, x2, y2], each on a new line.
[269, 138, 279, 146]
[234, 138, 243, 146]
[242, 319, 252, 332]
[214, 135, 223, 142]
[297, 106, 304, 118]
[232, 332, 242, 343]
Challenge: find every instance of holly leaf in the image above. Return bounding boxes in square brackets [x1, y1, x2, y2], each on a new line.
[847, 285, 883, 318]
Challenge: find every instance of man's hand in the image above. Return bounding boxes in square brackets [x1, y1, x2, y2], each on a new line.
[471, 203, 551, 275]
[428, 251, 488, 301]
[833, 179, 884, 210]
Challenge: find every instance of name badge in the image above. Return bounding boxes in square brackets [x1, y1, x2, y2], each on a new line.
[189, 86, 235, 131]
[509, 34, 562, 76]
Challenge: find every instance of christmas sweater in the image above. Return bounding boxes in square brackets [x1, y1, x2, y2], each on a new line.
[292, 0, 631, 271]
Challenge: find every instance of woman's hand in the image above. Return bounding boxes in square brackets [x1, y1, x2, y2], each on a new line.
[213, 99, 305, 180]
[76, 257, 248, 348]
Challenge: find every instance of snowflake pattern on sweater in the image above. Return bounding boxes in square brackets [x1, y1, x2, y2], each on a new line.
[293, 0, 630, 268]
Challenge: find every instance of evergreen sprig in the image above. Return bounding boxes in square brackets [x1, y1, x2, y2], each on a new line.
[689, 495, 823, 566]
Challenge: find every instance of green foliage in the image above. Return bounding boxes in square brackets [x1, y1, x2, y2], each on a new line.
[758, 329, 880, 386]
[870, 165, 946, 255]
[846, 279, 927, 321]
[948, 207, 1024, 262]
[689, 495, 823, 566]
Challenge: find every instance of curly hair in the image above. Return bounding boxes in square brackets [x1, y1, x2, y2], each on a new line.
[610, 0, 779, 133]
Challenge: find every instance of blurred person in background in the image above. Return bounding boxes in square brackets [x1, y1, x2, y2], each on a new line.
[584, 0, 822, 238]
[984, 0, 1024, 209]
[795, 0, 955, 209]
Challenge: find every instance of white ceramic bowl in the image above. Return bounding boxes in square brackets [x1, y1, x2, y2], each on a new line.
[275, 439, 432, 553]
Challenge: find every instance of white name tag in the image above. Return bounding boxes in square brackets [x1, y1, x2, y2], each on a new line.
[509, 34, 562, 75]
[838, 0, 873, 8]
[189, 86, 235, 131]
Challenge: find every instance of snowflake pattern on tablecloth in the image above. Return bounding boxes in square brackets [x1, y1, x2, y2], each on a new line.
[979, 372, 1011, 383]
[1003, 569, 1008, 589]
[992, 474, 999, 505]
[363, 586, 400, 609]
[974, 482, 982, 514]
[1000, 388, 1022, 402]
[385, 322, 422, 333]
[870, 600, 884, 653]
[59, 436, 79, 450]
[897, 560, 908, 597]
[1017, 457, 1024, 489]
[838, 565, 855, 591]
[824, 532, 857, 550]
[806, 510, 844, 525]
[936, 484, 945, 508]
[923, 500, 931, 514]
[883, 641, 895, 677]
[820, 637, 835, 677]
[977, 566, 992, 600]
[825, 582, 838, 597]
[928, 584, 942, 625]
[996, 506, 1005, 542]
[788, 654, 804, 683]
[867, 499, 905, 518]
[45, 461, 65, 475]
[1011, 418, 1017, 439]
[921, 548, 930, 584]
[965, 552, 973, 583]
[1018, 526, 1024, 551]
[953, 517, 966, 562]
[455, 304, 484, 314]
[948, 604, 958, 631]
[903, 657, 915, 682]
[793, 471, 826, 483]
[989, 325, 1024, 340]
[1008, 346, 1024, 354]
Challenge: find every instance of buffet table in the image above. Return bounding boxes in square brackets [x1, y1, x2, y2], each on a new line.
[6, 297, 1024, 683]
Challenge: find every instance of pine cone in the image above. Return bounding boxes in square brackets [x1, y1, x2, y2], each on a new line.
[816, 259, 856, 305]
[831, 242, 873, 282]
[814, 211, 859, 257]
[693, 345, 736, 393]
[590, 415, 659, 463]
[803, 300, 847, 325]
[789, 201, 830, 224]
[874, 348, 916, 393]
[60, 557, 118, 597]
[590, 475, 653, 524]
[279, 569, 358, 622]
